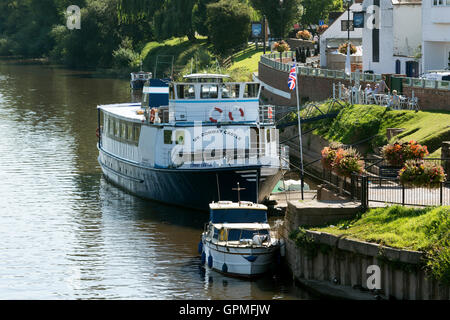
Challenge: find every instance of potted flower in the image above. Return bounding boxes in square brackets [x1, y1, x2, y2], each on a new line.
[316, 25, 329, 35]
[399, 160, 446, 188]
[273, 40, 290, 62]
[296, 30, 312, 41]
[382, 140, 429, 167]
[338, 42, 357, 55]
[321, 147, 337, 170]
[334, 147, 365, 178]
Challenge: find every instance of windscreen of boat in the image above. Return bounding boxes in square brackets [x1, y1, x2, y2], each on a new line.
[227, 229, 269, 241]
[210, 209, 267, 224]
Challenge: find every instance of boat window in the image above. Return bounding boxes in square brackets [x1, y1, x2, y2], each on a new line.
[201, 84, 218, 99]
[113, 120, 119, 136]
[120, 122, 126, 139]
[221, 84, 240, 99]
[169, 84, 175, 100]
[133, 125, 141, 143]
[164, 130, 172, 144]
[127, 124, 133, 141]
[177, 84, 195, 99]
[243, 83, 260, 98]
[213, 228, 219, 240]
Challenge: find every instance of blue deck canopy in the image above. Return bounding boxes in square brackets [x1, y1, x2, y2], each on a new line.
[210, 208, 268, 224]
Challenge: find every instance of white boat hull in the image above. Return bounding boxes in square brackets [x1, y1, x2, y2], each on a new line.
[202, 237, 279, 277]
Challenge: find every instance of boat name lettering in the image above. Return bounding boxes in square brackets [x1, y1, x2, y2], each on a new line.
[193, 129, 242, 142]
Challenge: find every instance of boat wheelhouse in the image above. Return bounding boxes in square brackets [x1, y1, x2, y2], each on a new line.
[130, 71, 152, 90]
[200, 201, 279, 277]
[97, 73, 289, 210]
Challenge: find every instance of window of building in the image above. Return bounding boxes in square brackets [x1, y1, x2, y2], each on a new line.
[433, 0, 450, 6]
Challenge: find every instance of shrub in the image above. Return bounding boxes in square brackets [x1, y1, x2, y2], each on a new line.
[206, 0, 252, 55]
[399, 160, 446, 188]
[112, 38, 141, 69]
[338, 42, 357, 55]
[296, 30, 312, 40]
[382, 140, 429, 167]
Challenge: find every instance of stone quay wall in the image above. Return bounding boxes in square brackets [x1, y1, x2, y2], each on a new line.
[283, 212, 450, 300]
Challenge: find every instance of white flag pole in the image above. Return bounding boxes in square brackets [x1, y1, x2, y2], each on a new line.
[294, 59, 305, 200]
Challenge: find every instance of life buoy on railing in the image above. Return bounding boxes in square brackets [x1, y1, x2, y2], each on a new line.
[228, 106, 245, 121]
[209, 107, 223, 123]
[268, 106, 273, 119]
[149, 108, 156, 123]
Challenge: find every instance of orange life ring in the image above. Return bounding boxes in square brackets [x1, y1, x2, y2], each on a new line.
[228, 107, 245, 121]
[268, 106, 273, 119]
[150, 108, 156, 123]
[209, 107, 223, 123]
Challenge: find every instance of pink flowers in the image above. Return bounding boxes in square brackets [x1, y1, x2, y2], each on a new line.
[382, 141, 429, 167]
[399, 160, 446, 188]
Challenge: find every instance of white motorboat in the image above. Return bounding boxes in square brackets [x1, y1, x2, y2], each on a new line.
[200, 200, 280, 277]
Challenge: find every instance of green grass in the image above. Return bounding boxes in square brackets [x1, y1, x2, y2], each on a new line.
[309, 206, 450, 284]
[308, 104, 450, 155]
[312, 206, 449, 251]
[139, 37, 263, 81]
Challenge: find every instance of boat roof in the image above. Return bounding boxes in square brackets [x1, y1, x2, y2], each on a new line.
[209, 201, 267, 211]
[211, 223, 271, 230]
[98, 103, 145, 122]
[183, 73, 230, 79]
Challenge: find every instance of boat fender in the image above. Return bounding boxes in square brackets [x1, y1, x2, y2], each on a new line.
[208, 255, 213, 268]
[149, 108, 156, 123]
[209, 107, 223, 123]
[228, 107, 245, 121]
[198, 241, 203, 254]
[222, 263, 228, 273]
[201, 252, 206, 265]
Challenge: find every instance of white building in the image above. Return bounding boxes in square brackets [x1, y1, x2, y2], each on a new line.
[320, 2, 363, 69]
[361, 0, 422, 76]
[422, 0, 450, 73]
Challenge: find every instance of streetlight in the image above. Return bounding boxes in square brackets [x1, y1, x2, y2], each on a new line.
[279, 0, 284, 40]
[344, 0, 353, 44]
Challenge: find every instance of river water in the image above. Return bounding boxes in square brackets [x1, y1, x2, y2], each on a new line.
[0, 61, 313, 300]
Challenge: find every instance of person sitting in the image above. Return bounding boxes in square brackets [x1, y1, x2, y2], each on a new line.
[387, 90, 400, 109]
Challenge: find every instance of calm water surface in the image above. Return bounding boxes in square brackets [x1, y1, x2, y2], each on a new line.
[0, 61, 312, 300]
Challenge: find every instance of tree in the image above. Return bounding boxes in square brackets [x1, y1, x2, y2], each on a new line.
[192, 0, 219, 37]
[153, 0, 197, 41]
[301, 0, 343, 28]
[206, 0, 252, 55]
[250, 0, 302, 39]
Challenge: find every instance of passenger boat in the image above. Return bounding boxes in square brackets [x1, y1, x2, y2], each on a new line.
[97, 73, 289, 210]
[130, 71, 152, 90]
[200, 200, 280, 277]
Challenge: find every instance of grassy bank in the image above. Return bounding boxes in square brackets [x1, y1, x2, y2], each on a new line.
[139, 37, 263, 81]
[308, 205, 450, 285]
[300, 103, 450, 157]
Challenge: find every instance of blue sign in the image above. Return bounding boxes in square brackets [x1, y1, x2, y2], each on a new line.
[319, 20, 325, 26]
[252, 23, 262, 37]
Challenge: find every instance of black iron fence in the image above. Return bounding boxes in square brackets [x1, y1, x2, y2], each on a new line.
[317, 157, 450, 208]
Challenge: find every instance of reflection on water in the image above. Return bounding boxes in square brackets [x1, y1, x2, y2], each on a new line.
[0, 61, 312, 300]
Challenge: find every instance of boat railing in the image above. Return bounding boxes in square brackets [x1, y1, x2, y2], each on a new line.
[259, 105, 275, 124]
[167, 144, 290, 168]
